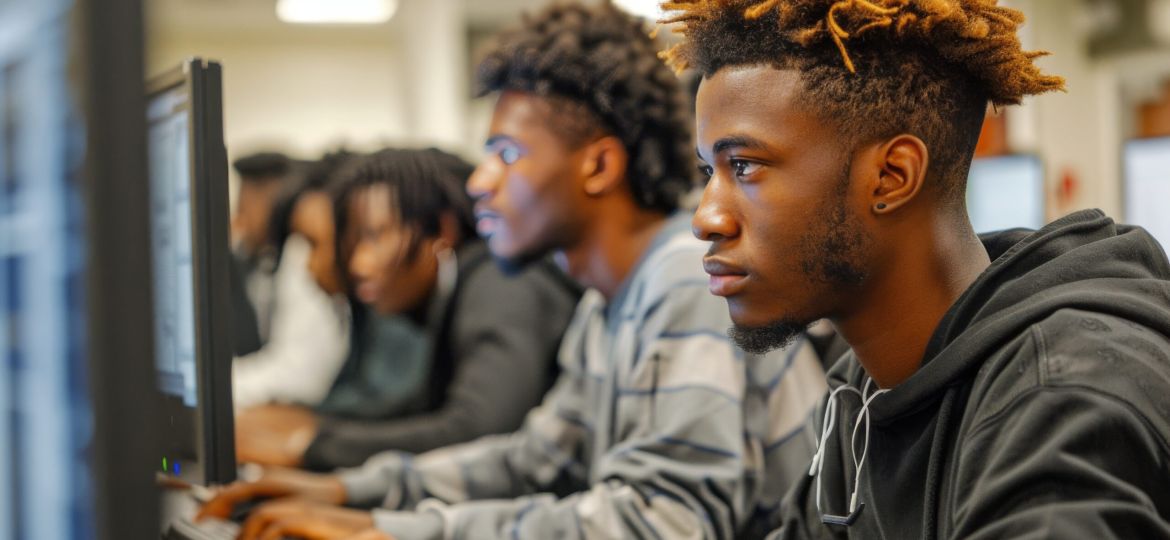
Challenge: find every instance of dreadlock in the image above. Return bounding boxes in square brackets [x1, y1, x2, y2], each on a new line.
[661, 0, 1065, 201]
[331, 148, 476, 265]
[475, 0, 695, 213]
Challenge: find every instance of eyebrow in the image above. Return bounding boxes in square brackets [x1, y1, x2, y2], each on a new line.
[696, 134, 771, 162]
[712, 135, 769, 155]
[484, 134, 517, 148]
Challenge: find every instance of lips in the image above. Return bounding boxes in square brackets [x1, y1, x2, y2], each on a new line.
[355, 280, 380, 305]
[703, 257, 748, 297]
[475, 210, 501, 237]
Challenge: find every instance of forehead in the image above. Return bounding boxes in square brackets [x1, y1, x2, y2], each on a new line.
[348, 184, 398, 224]
[489, 91, 573, 149]
[296, 191, 332, 214]
[695, 66, 827, 156]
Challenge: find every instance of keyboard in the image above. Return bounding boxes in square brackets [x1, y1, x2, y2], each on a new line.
[164, 516, 240, 540]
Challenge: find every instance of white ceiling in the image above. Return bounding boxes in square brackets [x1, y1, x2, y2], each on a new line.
[146, 0, 547, 37]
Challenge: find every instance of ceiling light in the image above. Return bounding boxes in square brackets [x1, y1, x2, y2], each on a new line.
[612, 0, 667, 23]
[276, 0, 398, 25]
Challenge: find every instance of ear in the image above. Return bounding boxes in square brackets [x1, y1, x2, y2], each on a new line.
[578, 135, 629, 197]
[435, 210, 462, 251]
[868, 134, 929, 215]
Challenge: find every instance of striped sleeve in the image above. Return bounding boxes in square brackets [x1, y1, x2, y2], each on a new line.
[339, 365, 594, 510]
[376, 277, 757, 539]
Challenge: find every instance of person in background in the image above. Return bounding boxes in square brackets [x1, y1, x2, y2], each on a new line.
[233, 151, 359, 461]
[231, 152, 293, 342]
[668, 0, 1170, 537]
[199, 3, 827, 539]
[236, 147, 580, 472]
[231, 151, 351, 410]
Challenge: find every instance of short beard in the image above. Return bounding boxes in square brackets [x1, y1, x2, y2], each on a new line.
[728, 321, 810, 355]
[799, 196, 869, 286]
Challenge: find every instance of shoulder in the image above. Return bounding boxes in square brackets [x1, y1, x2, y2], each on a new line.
[624, 228, 714, 318]
[968, 308, 1170, 446]
[456, 245, 576, 305]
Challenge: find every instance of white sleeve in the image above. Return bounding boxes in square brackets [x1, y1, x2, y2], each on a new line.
[232, 235, 350, 409]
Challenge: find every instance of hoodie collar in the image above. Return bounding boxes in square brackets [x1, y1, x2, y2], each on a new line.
[863, 209, 1170, 423]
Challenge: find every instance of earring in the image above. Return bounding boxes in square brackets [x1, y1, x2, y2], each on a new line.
[875, 203, 887, 211]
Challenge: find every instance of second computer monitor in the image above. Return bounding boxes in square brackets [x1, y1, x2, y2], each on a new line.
[147, 58, 235, 487]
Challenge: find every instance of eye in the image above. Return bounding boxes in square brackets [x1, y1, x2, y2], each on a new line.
[698, 164, 713, 178]
[730, 159, 761, 179]
[498, 146, 522, 165]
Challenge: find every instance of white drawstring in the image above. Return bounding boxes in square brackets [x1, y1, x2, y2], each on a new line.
[809, 378, 889, 520]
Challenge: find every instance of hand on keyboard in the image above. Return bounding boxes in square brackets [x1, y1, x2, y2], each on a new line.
[235, 498, 375, 540]
[196, 467, 345, 522]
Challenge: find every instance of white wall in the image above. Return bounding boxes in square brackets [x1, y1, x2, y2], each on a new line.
[147, 0, 478, 168]
[148, 31, 410, 161]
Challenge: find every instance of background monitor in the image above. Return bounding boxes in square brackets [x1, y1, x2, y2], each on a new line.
[966, 154, 1046, 233]
[1124, 137, 1170, 250]
[147, 58, 236, 488]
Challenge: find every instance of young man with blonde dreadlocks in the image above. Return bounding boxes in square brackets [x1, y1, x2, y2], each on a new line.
[668, 0, 1170, 538]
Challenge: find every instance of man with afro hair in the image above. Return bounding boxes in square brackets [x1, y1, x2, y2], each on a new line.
[671, 0, 1170, 537]
[197, 2, 830, 538]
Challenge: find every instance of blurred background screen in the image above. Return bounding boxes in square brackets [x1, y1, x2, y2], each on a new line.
[0, 0, 93, 538]
[967, 155, 1046, 233]
[1124, 137, 1170, 249]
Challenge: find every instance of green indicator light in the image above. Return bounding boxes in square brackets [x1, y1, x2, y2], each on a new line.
[163, 457, 168, 472]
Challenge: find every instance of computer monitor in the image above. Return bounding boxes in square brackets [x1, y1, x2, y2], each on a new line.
[1124, 137, 1170, 250]
[966, 154, 1046, 233]
[5, 0, 162, 536]
[147, 58, 235, 487]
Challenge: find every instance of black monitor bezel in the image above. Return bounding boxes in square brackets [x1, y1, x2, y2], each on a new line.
[146, 57, 235, 487]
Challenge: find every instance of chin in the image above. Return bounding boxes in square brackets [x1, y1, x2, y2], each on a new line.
[725, 297, 781, 327]
[489, 242, 549, 277]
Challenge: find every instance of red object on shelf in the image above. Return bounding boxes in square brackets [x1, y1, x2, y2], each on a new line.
[1139, 80, 1170, 138]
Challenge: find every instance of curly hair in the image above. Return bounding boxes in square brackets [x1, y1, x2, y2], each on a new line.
[475, 1, 695, 213]
[661, 0, 1065, 200]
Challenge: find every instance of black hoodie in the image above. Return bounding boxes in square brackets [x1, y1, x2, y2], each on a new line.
[766, 210, 1170, 539]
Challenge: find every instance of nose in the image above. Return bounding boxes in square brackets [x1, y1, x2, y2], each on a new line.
[692, 177, 740, 242]
[348, 240, 375, 282]
[467, 158, 502, 201]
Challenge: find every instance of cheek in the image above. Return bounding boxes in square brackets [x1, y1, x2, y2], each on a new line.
[740, 187, 821, 290]
[503, 175, 543, 220]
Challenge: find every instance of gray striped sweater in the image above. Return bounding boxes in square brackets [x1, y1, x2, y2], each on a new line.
[340, 214, 828, 539]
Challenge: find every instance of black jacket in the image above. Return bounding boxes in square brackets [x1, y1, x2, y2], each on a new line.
[303, 241, 580, 470]
[770, 210, 1170, 539]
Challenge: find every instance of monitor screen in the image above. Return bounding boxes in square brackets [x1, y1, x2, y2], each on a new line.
[1124, 138, 1170, 250]
[148, 84, 199, 409]
[147, 59, 234, 487]
[966, 154, 1046, 233]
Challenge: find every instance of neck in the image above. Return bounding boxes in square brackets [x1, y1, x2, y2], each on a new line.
[561, 200, 667, 300]
[832, 213, 990, 389]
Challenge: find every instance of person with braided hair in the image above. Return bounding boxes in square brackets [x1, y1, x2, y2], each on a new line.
[672, 0, 1170, 537]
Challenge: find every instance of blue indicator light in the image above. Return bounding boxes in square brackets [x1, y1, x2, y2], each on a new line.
[173, 461, 181, 475]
